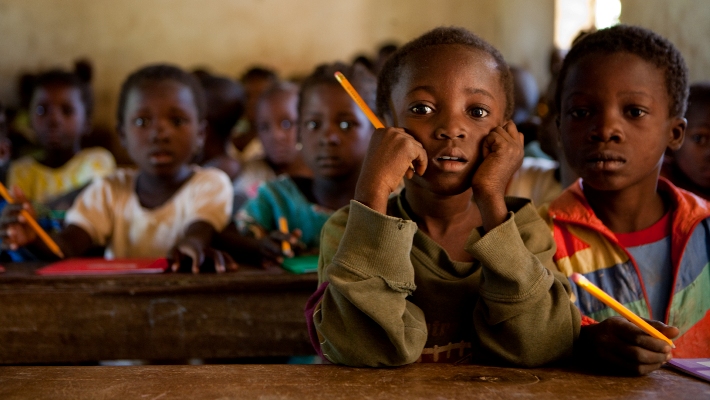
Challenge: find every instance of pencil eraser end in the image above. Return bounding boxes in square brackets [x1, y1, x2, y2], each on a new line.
[570, 273, 582, 284]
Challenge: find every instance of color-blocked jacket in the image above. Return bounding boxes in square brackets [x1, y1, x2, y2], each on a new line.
[541, 178, 710, 357]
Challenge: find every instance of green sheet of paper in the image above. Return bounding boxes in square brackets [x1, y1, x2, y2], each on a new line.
[281, 255, 319, 274]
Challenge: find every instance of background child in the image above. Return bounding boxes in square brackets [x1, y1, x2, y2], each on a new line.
[7, 63, 115, 209]
[232, 66, 279, 162]
[662, 82, 710, 200]
[545, 25, 709, 375]
[194, 71, 245, 181]
[1, 64, 235, 273]
[233, 81, 312, 210]
[306, 27, 579, 367]
[219, 63, 375, 268]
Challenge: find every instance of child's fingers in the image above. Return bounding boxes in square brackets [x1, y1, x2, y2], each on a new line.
[645, 319, 680, 340]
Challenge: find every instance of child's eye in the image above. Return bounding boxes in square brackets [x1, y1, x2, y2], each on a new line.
[305, 120, 320, 131]
[35, 105, 46, 116]
[280, 119, 293, 130]
[569, 108, 591, 118]
[469, 107, 489, 118]
[626, 107, 647, 118]
[338, 121, 353, 131]
[690, 133, 709, 146]
[171, 117, 187, 127]
[410, 104, 434, 115]
[134, 117, 150, 127]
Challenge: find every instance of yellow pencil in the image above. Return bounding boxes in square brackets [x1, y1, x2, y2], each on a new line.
[334, 71, 384, 129]
[571, 273, 674, 348]
[278, 216, 292, 256]
[334, 71, 414, 172]
[0, 182, 65, 259]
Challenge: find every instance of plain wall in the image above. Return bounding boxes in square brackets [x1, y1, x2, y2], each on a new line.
[0, 0, 555, 129]
[620, 0, 710, 84]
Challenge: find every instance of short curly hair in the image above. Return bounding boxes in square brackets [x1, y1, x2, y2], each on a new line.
[297, 61, 376, 116]
[32, 60, 94, 118]
[555, 25, 689, 118]
[376, 26, 514, 121]
[117, 64, 206, 127]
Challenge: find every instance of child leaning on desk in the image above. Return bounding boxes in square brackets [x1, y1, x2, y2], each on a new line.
[305, 27, 580, 367]
[0, 64, 235, 273]
[542, 25, 710, 375]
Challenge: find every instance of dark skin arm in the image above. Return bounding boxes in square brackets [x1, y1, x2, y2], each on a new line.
[576, 316, 680, 375]
[169, 221, 238, 273]
[213, 222, 303, 269]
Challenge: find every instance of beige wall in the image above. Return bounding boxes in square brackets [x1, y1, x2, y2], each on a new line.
[0, 0, 554, 129]
[620, 0, 710, 84]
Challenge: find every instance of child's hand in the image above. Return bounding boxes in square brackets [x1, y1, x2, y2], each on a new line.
[355, 127, 428, 213]
[0, 188, 38, 250]
[169, 237, 239, 273]
[257, 228, 304, 269]
[471, 122, 524, 199]
[577, 316, 679, 375]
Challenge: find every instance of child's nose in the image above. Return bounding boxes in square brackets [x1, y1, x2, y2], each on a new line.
[319, 124, 342, 145]
[151, 119, 173, 141]
[591, 110, 623, 142]
[434, 111, 467, 140]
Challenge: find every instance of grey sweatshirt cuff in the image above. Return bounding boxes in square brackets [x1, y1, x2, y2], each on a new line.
[330, 200, 418, 291]
[466, 208, 549, 301]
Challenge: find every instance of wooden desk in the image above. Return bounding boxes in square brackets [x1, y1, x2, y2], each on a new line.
[0, 364, 708, 399]
[0, 263, 318, 364]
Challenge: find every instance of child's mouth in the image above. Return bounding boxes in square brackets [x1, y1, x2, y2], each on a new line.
[434, 155, 468, 172]
[149, 152, 174, 165]
[585, 153, 626, 171]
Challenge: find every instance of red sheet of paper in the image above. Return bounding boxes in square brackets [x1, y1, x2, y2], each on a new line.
[36, 258, 169, 276]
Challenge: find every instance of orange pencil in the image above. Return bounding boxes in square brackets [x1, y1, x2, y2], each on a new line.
[334, 71, 384, 129]
[571, 273, 674, 348]
[0, 182, 65, 259]
[278, 217, 292, 256]
[334, 71, 414, 171]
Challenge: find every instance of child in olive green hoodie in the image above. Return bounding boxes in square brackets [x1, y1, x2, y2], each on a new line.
[305, 27, 580, 367]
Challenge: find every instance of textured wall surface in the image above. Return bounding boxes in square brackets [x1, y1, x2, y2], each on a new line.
[0, 0, 554, 129]
[620, 0, 710, 84]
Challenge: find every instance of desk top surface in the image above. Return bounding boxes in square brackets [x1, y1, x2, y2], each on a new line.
[0, 262, 318, 293]
[1, 364, 708, 399]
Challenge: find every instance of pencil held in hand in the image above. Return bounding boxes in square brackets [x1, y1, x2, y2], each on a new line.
[278, 217, 292, 257]
[0, 182, 65, 259]
[334, 71, 414, 172]
[571, 273, 675, 348]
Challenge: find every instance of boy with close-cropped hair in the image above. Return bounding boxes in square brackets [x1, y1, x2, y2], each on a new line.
[543, 25, 710, 375]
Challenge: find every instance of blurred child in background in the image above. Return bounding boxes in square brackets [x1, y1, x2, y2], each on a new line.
[661, 82, 710, 200]
[7, 62, 116, 210]
[1, 64, 235, 273]
[194, 71, 245, 181]
[233, 67, 278, 162]
[233, 81, 312, 210]
[218, 63, 375, 268]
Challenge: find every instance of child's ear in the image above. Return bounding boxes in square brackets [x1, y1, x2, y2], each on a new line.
[667, 117, 686, 151]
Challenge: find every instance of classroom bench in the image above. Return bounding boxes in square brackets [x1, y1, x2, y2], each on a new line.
[0, 263, 318, 364]
[1, 363, 708, 399]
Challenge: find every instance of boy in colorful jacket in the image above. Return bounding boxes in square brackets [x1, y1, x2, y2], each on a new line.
[545, 25, 710, 375]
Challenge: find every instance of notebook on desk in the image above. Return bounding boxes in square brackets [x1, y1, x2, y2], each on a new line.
[35, 258, 169, 276]
[666, 358, 710, 383]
